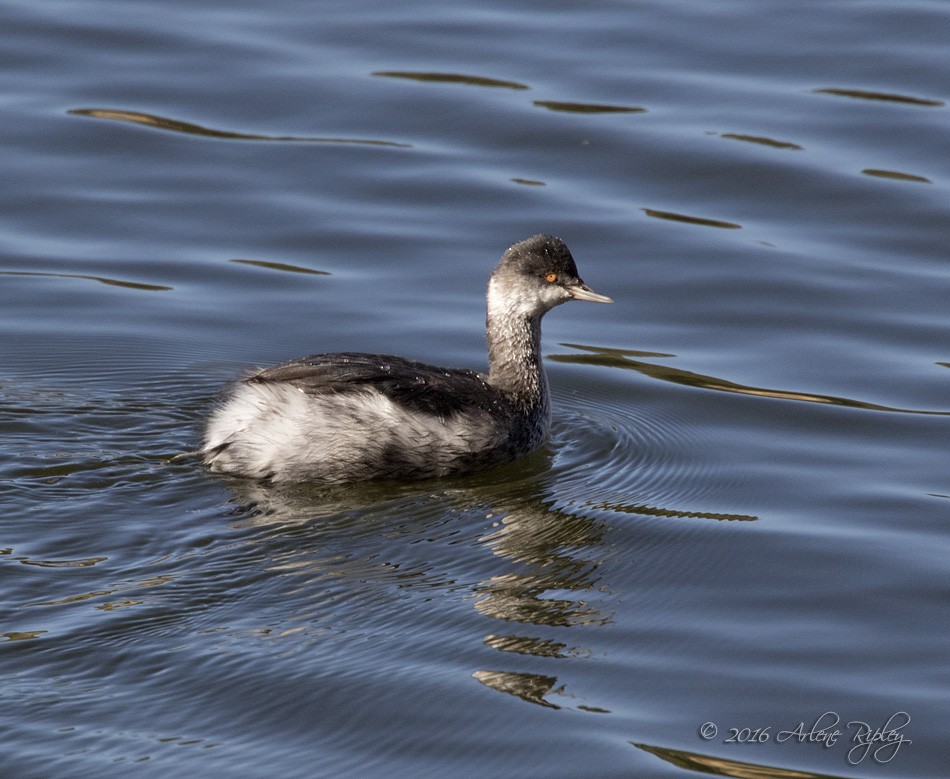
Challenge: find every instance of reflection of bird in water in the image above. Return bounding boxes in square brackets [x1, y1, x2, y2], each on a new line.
[203, 235, 611, 482]
[472, 501, 611, 710]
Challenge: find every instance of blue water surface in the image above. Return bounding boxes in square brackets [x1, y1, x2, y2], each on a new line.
[1, 2, 948, 777]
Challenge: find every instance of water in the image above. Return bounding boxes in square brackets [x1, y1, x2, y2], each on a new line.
[2, 1, 948, 777]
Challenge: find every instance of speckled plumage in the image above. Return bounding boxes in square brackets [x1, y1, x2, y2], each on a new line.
[202, 235, 611, 482]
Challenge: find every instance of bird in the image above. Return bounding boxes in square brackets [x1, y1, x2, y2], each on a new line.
[202, 234, 612, 483]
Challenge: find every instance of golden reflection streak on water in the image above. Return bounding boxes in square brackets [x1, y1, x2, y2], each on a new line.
[511, 178, 546, 186]
[17, 556, 108, 568]
[554, 344, 950, 417]
[591, 501, 756, 522]
[230, 259, 331, 275]
[642, 208, 742, 229]
[69, 108, 412, 147]
[634, 742, 851, 779]
[813, 88, 945, 106]
[532, 100, 646, 113]
[96, 599, 143, 612]
[2, 631, 48, 642]
[30, 574, 175, 607]
[862, 168, 932, 183]
[371, 71, 529, 89]
[0, 270, 171, 291]
[721, 133, 803, 150]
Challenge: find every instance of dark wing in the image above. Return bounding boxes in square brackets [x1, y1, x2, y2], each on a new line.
[247, 352, 509, 419]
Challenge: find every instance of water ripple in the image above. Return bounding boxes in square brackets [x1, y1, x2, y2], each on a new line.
[635, 742, 847, 779]
[552, 344, 950, 417]
[69, 108, 412, 147]
[532, 100, 645, 114]
[813, 87, 945, 107]
[642, 208, 742, 229]
[371, 71, 529, 90]
[547, 387, 755, 523]
[0, 270, 171, 291]
[720, 133, 803, 150]
[862, 168, 932, 184]
[230, 259, 331, 276]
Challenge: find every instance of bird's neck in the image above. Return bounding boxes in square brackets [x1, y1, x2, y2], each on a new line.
[486, 308, 549, 412]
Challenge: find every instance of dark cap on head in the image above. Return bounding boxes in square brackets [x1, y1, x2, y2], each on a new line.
[498, 234, 580, 279]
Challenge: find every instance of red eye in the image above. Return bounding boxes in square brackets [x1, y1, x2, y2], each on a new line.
[545, 272, 558, 283]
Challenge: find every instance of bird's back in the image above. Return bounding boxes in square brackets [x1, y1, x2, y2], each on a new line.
[203, 352, 543, 482]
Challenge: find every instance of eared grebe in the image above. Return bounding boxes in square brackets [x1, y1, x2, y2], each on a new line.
[202, 235, 612, 482]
